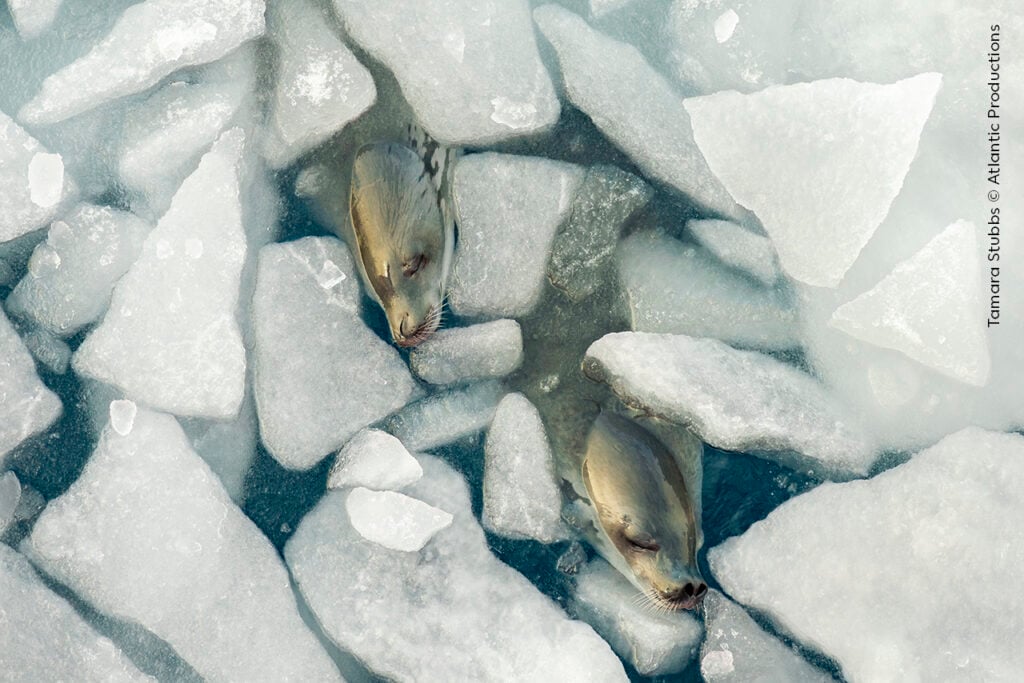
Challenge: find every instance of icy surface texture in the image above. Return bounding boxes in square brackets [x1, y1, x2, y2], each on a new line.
[0, 471, 20, 537]
[7, 0, 63, 40]
[253, 237, 414, 470]
[328, 429, 423, 491]
[27, 408, 340, 682]
[829, 220, 989, 386]
[409, 319, 523, 385]
[700, 590, 832, 683]
[180, 389, 259, 504]
[684, 73, 941, 287]
[19, 326, 71, 375]
[687, 219, 781, 288]
[0, 309, 62, 468]
[0, 111, 75, 243]
[346, 487, 453, 552]
[548, 165, 651, 302]
[7, 204, 151, 337]
[584, 333, 877, 478]
[534, 5, 740, 220]
[73, 129, 248, 419]
[333, 0, 559, 144]
[572, 559, 702, 676]
[449, 153, 584, 318]
[263, 0, 375, 168]
[482, 393, 567, 543]
[618, 231, 799, 351]
[710, 428, 1024, 682]
[0, 545, 151, 682]
[18, 0, 266, 125]
[385, 380, 504, 452]
[287, 454, 627, 682]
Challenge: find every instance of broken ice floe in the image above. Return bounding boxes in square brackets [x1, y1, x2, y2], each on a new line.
[7, 0, 63, 40]
[346, 486, 453, 552]
[710, 427, 1024, 682]
[327, 428, 423, 491]
[385, 380, 504, 453]
[0, 471, 21, 538]
[180, 387, 259, 504]
[687, 218, 781, 288]
[18, 325, 71, 375]
[409, 319, 523, 386]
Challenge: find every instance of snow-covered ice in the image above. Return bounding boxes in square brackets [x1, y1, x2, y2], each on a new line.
[409, 319, 523, 385]
[572, 559, 703, 676]
[18, 0, 266, 125]
[710, 428, 1024, 682]
[328, 429, 423, 491]
[449, 153, 584, 318]
[534, 5, 741, 220]
[687, 218, 781, 288]
[263, 0, 376, 168]
[252, 237, 414, 470]
[6, 204, 151, 337]
[332, 0, 559, 144]
[346, 487, 453, 552]
[0, 471, 20, 537]
[584, 332, 877, 478]
[385, 380, 504, 453]
[7, 0, 63, 40]
[618, 231, 799, 351]
[684, 73, 942, 287]
[73, 129, 248, 419]
[26, 407, 341, 682]
[482, 393, 567, 543]
[287, 454, 627, 682]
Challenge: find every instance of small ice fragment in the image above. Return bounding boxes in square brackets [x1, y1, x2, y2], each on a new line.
[714, 10, 740, 43]
[409, 319, 523, 385]
[345, 487, 453, 552]
[328, 429, 423, 491]
[0, 472, 22, 537]
[701, 650, 735, 677]
[28, 153, 65, 208]
[316, 259, 346, 289]
[8, 0, 64, 40]
[28, 244, 62, 276]
[109, 400, 138, 436]
[490, 97, 539, 129]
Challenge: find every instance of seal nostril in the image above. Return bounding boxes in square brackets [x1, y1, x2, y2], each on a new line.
[695, 582, 708, 598]
[683, 582, 695, 598]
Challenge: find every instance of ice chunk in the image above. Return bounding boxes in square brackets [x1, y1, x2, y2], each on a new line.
[253, 237, 415, 470]
[618, 231, 799, 351]
[410, 319, 523, 385]
[830, 220, 989, 386]
[19, 0, 266, 125]
[533, 5, 740, 219]
[287, 454, 627, 682]
[547, 165, 651, 302]
[346, 487, 453, 552]
[72, 129, 248, 419]
[687, 219, 781, 288]
[0, 112, 75, 243]
[19, 326, 72, 374]
[589, 0, 636, 20]
[482, 393, 567, 543]
[710, 428, 1024, 682]
[701, 590, 832, 682]
[385, 380, 504, 453]
[0, 309, 62, 468]
[108, 399, 137, 436]
[684, 73, 942, 287]
[449, 153, 584, 318]
[0, 545, 151, 681]
[26, 408, 341, 682]
[0, 471, 20, 537]
[713, 9, 740, 43]
[572, 559, 702, 676]
[6, 204, 151, 337]
[7, 0, 63, 40]
[180, 389, 259, 504]
[584, 332, 877, 478]
[332, 0, 559, 144]
[328, 429, 423, 491]
[262, 0, 376, 168]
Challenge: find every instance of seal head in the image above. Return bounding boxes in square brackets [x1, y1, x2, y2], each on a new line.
[581, 412, 706, 610]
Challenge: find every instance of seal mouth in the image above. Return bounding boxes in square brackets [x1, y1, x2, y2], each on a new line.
[394, 305, 442, 347]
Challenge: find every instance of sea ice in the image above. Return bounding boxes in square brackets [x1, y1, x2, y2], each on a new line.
[332, 0, 559, 144]
[327, 429, 423, 491]
[710, 427, 1024, 682]
[252, 237, 414, 470]
[684, 73, 942, 287]
[263, 0, 376, 168]
[346, 487, 453, 552]
[287, 454, 627, 682]
[0, 111, 74, 243]
[589, 0, 636, 20]
[0, 309, 62, 469]
[687, 218, 781, 288]
[830, 220, 989, 386]
[572, 559, 702, 676]
[7, 0, 63, 40]
[533, 5, 740, 220]
[584, 332, 877, 478]
[700, 590, 832, 682]
[18, 326, 71, 375]
[618, 231, 799, 351]
[26, 408, 341, 682]
[448, 153, 584, 318]
[18, 0, 266, 125]
[180, 389, 259, 504]
[0, 471, 20, 538]
[6, 204, 150, 337]
[0, 545, 151, 682]
[385, 380, 504, 453]
[73, 129, 248, 419]
[409, 319, 523, 385]
[482, 393, 567, 543]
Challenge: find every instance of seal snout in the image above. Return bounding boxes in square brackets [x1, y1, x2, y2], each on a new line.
[657, 579, 708, 611]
